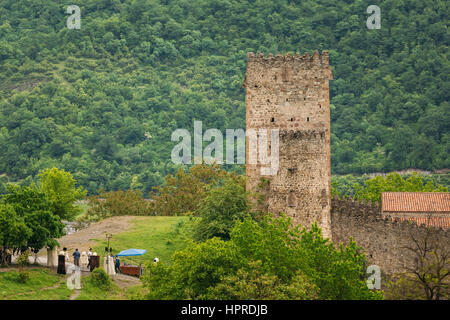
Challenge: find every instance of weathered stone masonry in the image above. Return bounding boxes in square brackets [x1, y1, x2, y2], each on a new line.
[243, 52, 450, 277]
[243, 51, 333, 238]
[331, 196, 450, 276]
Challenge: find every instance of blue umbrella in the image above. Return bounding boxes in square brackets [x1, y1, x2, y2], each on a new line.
[116, 249, 147, 256]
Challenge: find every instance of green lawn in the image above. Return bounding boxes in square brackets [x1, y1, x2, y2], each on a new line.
[0, 268, 72, 300]
[1, 216, 194, 300]
[92, 216, 194, 266]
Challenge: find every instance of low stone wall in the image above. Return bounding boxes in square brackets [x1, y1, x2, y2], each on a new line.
[330, 196, 450, 275]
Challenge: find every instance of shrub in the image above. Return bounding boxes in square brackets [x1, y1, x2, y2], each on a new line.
[89, 268, 112, 290]
[17, 271, 30, 283]
[17, 251, 31, 268]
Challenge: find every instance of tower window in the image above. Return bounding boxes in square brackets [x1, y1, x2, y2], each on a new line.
[270, 117, 275, 122]
[307, 117, 310, 122]
[286, 98, 289, 102]
[290, 117, 294, 122]
[288, 190, 296, 207]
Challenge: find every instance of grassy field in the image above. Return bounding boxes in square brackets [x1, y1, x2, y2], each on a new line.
[92, 216, 194, 266]
[1, 216, 194, 300]
[0, 268, 72, 300]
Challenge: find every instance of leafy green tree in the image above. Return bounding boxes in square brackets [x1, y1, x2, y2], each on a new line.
[1, 184, 64, 260]
[149, 164, 236, 216]
[38, 168, 87, 220]
[0, 204, 31, 266]
[354, 172, 448, 202]
[194, 176, 249, 241]
[142, 214, 382, 300]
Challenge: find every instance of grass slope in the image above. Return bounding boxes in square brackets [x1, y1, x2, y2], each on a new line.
[92, 216, 193, 266]
[0, 268, 72, 300]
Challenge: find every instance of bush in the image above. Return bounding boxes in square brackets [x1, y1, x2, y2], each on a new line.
[142, 214, 383, 300]
[89, 268, 112, 290]
[17, 251, 31, 268]
[17, 271, 30, 283]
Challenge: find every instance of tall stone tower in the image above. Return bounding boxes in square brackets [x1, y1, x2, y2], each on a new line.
[243, 51, 333, 238]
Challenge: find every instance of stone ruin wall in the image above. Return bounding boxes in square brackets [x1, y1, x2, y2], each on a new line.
[244, 51, 333, 238]
[330, 196, 450, 276]
[243, 51, 450, 279]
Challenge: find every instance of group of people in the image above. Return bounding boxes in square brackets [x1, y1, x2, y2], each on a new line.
[57, 247, 97, 270]
[71, 248, 97, 269]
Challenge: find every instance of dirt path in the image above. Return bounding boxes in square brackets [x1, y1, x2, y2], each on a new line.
[37, 216, 136, 257]
[69, 289, 81, 300]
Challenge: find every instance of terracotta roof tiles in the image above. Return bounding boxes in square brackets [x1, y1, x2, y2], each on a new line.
[381, 192, 450, 213]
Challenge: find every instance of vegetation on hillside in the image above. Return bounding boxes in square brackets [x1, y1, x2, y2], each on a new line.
[332, 172, 448, 202]
[0, 0, 448, 194]
[142, 214, 383, 300]
[0, 168, 84, 266]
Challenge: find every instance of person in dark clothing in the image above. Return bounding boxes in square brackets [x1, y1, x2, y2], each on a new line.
[114, 255, 122, 273]
[73, 248, 81, 266]
[87, 248, 92, 267]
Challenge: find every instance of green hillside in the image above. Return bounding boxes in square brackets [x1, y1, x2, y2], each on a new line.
[0, 0, 448, 194]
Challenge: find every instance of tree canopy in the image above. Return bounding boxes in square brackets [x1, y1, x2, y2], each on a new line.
[0, 0, 448, 193]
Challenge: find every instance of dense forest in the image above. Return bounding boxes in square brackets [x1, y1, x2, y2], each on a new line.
[0, 0, 448, 194]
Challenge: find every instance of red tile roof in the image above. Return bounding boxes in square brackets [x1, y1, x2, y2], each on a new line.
[381, 192, 450, 213]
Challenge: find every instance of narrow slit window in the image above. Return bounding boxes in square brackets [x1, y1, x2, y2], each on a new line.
[271, 117, 275, 122]
[307, 117, 310, 122]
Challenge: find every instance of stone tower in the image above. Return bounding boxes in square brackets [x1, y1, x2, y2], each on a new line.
[243, 51, 333, 238]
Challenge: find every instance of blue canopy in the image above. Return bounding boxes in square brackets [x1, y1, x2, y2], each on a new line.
[116, 249, 147, 256]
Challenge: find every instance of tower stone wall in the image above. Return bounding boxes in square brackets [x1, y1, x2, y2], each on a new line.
[244, 51, 333, 238]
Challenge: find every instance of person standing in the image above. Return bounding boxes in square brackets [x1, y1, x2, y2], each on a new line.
[114, 255, 122, 274]
[63, 247, 70, 262]
[57, 249, 66, 274]
[73, 248, 81, 267]
[87, 248, 92, 268]
[80, 251, 88, 270]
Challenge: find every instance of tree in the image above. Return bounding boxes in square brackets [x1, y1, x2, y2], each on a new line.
[82, 189, 151, 223]
[38, 168, 87, 220]
[149, 164, 235, 216]
[1, 184, 64, 261]
[193, 176, 249, 241]
[206, 260, 319, 300]
[353, 172, 448, 202]
[141, 214, 383, 300]
[0, 204, 31, 266]
[402, 223, 449, 300]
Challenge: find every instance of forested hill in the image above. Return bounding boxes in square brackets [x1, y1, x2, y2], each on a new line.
[0, 0, 448, 194]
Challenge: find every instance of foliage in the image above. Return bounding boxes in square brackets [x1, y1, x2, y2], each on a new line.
[16, 271, 30, 284]
[16, 250, 31, 268]
[1, 184, 64, 259]
[0, 0, 448, 191]
[385, 274, 428, 300]
[402, 226, 450, 300]
[353, 172, 448, 202]
[141, 214, 383, 300]
[193, 175, 249, 241]
[206, 260, 319, 300]
[89, 268, 112, 290]
[38, 168, 87, 220]
[0, 203, 31, 266]
[149, 164, 236, 216]
[82, 189, 151, 223]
